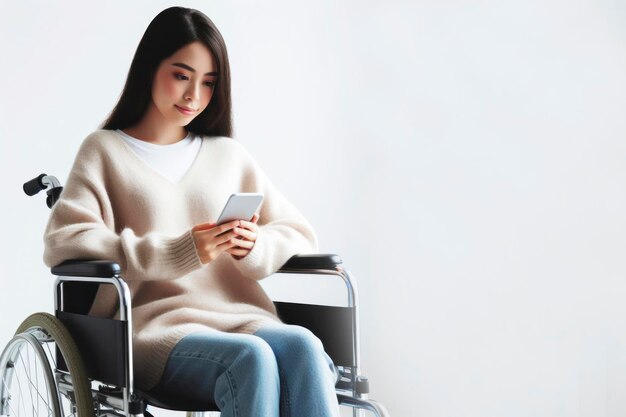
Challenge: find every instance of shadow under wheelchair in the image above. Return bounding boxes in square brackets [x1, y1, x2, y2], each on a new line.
[0, 173, 390, 417]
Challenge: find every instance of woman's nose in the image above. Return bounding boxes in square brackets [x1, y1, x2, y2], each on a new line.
[185, 82, 201, 101]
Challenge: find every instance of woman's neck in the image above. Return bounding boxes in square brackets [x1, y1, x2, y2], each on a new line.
[123, 106, 188, 145]
[121, 126, 188, 145]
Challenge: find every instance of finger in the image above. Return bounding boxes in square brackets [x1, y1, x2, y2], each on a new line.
[226, 247, 249, 256]
[217, 236, 239, 248]
[215, 229, 240, 245]
[232, 238, 254, 249]
[240, 214, 259, 229]
[234, 227, 255, 240]
[211, 219, 242, 236]
[193, 222, 216, 232]
[239, 219, 259, 232]
[237, 221, 255, 233]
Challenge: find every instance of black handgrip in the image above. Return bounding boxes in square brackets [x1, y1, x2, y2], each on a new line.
[23, 173, 47, 196]
[46, 187, 64, 209]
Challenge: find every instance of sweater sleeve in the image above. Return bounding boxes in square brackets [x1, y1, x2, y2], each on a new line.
[229, 145, 319, 280]
[42, 138, 203, 282]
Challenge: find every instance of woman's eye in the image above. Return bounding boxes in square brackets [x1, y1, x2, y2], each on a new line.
[174, 73, 215, 88]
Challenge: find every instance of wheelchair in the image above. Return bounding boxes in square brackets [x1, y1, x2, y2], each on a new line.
[0, 173, 390, 417]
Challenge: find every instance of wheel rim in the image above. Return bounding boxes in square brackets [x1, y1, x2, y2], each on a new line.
[0, 328, 79, 417]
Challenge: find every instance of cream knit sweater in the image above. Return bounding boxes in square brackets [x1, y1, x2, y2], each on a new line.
[42, 129, 319, 391]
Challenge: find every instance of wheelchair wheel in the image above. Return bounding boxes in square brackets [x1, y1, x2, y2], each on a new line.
[0, 312, 94, 417]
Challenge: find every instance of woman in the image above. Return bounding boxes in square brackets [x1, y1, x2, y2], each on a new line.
[42, 6, 341, 417]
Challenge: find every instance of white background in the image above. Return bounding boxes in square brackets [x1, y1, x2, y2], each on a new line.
[2, 1, 626, 416]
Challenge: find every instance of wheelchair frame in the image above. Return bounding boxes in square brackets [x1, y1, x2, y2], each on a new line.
[10, 173, 391, 417]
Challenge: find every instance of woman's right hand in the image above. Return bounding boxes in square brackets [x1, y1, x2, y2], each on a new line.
[191, 219, 242, 264]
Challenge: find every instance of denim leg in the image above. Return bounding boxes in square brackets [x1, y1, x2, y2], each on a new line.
[253, 323, 341, 417]
[146, 330, 280, 417]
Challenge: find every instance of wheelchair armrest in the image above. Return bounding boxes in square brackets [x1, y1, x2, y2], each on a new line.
[51, 253, 341, 278]
[51, 259, 121, 278]
[278, 254, 342, 271]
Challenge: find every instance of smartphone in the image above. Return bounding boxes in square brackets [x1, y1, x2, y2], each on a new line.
[215, 193, 264, 226]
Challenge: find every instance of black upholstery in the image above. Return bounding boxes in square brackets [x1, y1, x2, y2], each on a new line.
[137, 386, 220, 411]
[52, 259, 120, 277]
[275, 301, 355, 366]
[56, 311, 128, 387]
[60, 281, 100, 315]
[281, 253, 343, 269]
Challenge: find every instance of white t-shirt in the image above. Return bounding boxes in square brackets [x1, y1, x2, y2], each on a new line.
[115, 129, 202, 185]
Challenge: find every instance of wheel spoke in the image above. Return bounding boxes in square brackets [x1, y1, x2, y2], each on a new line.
[43, 343, 56, 369]
[35, 346, 40, 417]
[7, 396, 18, 417]
[25, 343, 36, 417]
[16, 354, 27, 417]
[4, 314, 92, 417]
[7, 345, 54, 416]
[1, 365, 20, 417]
[20, 350, 52, 412]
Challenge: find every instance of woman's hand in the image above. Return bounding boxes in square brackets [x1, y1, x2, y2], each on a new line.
[191, 219, 242, 265]
[226, 213, 260, 260]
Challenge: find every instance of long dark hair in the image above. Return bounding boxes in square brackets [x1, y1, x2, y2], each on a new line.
[100, 7, 233, 137]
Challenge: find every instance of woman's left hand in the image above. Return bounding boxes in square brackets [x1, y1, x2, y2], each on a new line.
[227, 213, 260, 260]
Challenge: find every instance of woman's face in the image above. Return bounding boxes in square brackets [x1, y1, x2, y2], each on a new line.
[151, 41, 217, 125]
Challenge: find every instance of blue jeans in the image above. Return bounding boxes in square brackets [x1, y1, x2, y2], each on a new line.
[145, 322, 341, 417]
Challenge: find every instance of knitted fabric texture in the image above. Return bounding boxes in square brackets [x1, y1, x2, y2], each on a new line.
[43, 129, 319, 390]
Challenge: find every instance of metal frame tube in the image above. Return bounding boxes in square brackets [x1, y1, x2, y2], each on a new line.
[276, 265, 364, 410]
[54, 275, 134, 417]
[338, 394, 391, 417]
[41, 175, 61, 189]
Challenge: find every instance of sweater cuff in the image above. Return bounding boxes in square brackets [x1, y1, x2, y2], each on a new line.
[230, 229, 267, 280]
[162, 229, 204, 278]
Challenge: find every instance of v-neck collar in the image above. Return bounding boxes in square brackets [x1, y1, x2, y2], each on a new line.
[111, 129, 206, 187]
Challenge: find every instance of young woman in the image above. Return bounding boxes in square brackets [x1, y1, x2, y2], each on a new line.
[43, 6, 341, 417]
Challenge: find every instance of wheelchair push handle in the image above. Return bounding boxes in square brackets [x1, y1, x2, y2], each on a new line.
[23, 173, 63, 209]
[23, 173, 48, 196]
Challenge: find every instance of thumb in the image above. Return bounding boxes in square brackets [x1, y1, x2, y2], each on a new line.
[251, 213, 260, 223]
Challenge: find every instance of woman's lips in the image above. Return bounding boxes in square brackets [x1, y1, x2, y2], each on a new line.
[175, 105, 197, 115]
